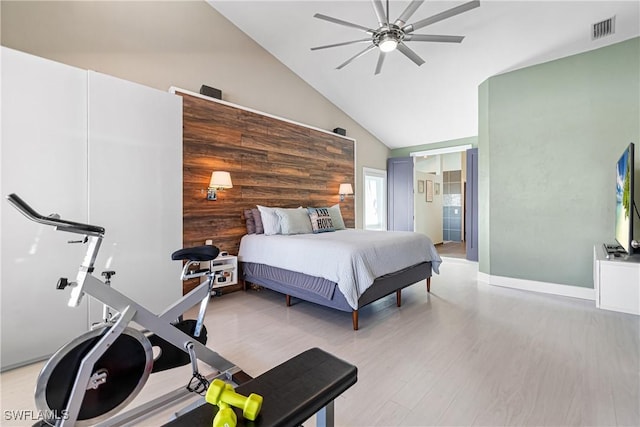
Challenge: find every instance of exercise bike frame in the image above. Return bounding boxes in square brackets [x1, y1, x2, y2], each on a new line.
[6, 194, 240, 426]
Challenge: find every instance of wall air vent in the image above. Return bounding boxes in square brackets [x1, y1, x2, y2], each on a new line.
[592, 16, 615, 40]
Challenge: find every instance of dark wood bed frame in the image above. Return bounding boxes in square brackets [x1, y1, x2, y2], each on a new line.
[242, 261, 432, 330]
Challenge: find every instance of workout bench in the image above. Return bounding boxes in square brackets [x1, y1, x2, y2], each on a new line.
[164, 347, 357, 427]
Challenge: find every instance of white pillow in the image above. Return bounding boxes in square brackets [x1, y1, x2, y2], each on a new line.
[257, 205, 281, 235]
[275, 208, 313, 235]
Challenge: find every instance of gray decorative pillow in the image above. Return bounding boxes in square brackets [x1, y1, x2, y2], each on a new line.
[307, 204, 346, 230]
[275, 208, 313, 235]
[327, 204, 346, 230]
[251, 207, 264, 234]
[243, 209, 256, 234]
[307, 207, 335, 233]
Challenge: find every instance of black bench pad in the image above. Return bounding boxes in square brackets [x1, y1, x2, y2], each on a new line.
[163, 347, 357, 427]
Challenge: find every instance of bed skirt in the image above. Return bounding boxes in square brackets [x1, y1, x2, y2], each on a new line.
[241, 261, 432, 329]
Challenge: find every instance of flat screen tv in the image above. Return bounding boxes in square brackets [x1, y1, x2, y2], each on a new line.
[615, 142, 635, 254]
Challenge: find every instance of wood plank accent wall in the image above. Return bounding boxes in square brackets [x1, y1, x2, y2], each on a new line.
[177, 91, 355, 293]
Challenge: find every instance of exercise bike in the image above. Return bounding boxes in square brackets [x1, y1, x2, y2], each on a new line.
[6, 194, 245, 426]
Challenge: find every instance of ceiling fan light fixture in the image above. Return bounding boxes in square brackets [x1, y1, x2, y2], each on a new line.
[312, 0, 480, 74]
[378, 35, 398, 52]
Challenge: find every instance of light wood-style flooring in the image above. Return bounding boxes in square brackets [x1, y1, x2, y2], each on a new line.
[436, 241, 466, 259]
[1, 258, 638, 426]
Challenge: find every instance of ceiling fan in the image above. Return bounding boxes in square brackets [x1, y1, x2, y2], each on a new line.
[311, 0, 480, 75]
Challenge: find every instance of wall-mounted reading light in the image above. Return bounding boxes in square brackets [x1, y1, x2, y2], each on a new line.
[207, 171, 233, 201]
[338, 183, 354, 202]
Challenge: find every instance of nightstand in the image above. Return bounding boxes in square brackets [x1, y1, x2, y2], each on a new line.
[209, 254, 238, 289]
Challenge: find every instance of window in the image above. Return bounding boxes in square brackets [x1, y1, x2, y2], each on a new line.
[363, 167, 387, 230]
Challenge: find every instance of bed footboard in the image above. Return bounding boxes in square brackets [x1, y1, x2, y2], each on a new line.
[357, 262, 431, 307]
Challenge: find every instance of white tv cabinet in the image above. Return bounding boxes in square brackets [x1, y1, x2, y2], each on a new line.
[593, 245, 640, 315]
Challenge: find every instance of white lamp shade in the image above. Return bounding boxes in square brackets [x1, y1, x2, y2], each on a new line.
[210, 171, 233, 189]
[338, 183, 353, 195]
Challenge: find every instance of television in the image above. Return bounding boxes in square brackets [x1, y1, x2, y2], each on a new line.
[615, 142, 635, 254]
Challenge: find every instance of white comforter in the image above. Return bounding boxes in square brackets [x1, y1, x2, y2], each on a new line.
[238, 229, 442, 309]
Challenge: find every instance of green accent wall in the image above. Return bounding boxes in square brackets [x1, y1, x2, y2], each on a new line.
[478, 80, 490, 273]
[390, 136, 477, 158]
[480, 37, 640, 288]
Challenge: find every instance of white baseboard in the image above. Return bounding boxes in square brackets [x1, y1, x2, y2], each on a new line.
[440, 256, 477, 264]
[477, 272, 595, 301]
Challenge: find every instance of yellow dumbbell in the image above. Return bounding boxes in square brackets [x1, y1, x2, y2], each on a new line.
[212, 401, 237, 427]
[206, 379, 263, 422]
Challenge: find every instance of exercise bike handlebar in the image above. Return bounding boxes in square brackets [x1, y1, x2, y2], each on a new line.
[6, 193, 105, 236]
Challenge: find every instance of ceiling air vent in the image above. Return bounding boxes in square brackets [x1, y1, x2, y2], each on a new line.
[592, 16, 615, 40]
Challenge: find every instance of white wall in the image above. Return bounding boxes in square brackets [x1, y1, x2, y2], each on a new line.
[442, 152, 462, 171]
[416, 156, 441, 174]
[0, 0, 391, 228]
[414, 171, 443, 244]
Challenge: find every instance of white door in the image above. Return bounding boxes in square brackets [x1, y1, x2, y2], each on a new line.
[0, 50, 184, 370]
[1, 48, 89, 370]
[87, 71, 183, 320]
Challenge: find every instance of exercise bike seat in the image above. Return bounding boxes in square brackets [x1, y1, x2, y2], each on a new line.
[171, 245, 220, 262]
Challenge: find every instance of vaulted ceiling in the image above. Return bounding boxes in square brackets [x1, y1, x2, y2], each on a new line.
[209, 1, 639, 149]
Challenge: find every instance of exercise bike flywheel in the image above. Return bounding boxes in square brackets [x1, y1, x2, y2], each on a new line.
[35, 326, 153, 426]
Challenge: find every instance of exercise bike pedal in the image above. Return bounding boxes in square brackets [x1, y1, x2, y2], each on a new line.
[56, 277, 73, 290]
[101, 270, 116, 280]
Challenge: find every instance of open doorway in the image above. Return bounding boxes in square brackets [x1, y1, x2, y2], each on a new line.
[412, 146, 470, 259]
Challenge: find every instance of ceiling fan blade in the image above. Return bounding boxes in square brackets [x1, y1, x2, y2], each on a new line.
[375, 52, 386, 75]
[394, 0, 425, 27]
[404, 34, 465, 43]
[372, 0, 388, 26]
[311, 39, 374, 51]
[336, 44, 377, 70]
[403, 0, 480, 33]
[397, 42, 425, 67]
[314, 13, 375, 34]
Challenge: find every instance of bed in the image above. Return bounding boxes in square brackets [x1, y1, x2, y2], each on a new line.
[238, 228, 442, 330]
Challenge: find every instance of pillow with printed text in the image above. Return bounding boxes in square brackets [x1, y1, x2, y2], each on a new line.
[307, 207, 335, 233]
